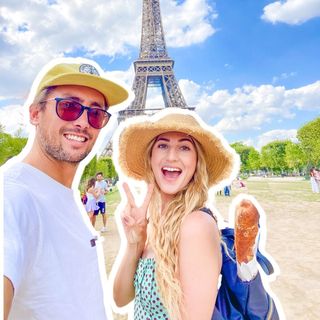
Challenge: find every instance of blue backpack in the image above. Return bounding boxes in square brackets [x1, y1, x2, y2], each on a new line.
[213, 228, 279, 320]
[200, 208, 280, 320]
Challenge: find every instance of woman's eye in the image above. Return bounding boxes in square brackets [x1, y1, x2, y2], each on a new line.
[180, 145, 191, 151]
[158, 143, 168, 149]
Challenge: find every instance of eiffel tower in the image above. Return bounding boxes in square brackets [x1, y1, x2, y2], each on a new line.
[118, 0, 193, 122]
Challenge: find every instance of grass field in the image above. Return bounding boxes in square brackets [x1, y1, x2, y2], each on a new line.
[105, 186, 121, 214]
[106, 178, 319, 214]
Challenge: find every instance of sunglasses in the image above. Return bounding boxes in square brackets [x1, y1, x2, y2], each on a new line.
[40, 97, 111, 129]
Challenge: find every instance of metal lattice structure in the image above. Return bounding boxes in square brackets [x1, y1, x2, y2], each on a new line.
[118, 0, 192, 122]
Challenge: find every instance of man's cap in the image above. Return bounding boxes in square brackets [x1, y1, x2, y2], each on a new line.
[35, 62, 128, 107]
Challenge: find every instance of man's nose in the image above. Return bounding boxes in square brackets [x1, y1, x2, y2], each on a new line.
[73, 109, 90, 129]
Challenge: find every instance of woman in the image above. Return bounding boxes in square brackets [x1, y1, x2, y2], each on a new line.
[112, 108, 239, 320]
[310, 168, 320, 193]
[84, 177, 99, 224]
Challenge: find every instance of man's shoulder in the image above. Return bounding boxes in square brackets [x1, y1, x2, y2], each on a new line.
[3, 162, 39, 202]
[4, 162, 27, 185]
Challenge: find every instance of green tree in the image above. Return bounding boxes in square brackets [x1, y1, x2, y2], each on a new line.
[81, 155, 97, 182]
[247, 148, 261, 171]
[285, 141, 307, 173]
[81, 156, 117, 186]
[231, 142, 260, 173]
[0, 132, 27, 165]
[96, 157, 117, 179]
[261, 141, 289, 174]
[297, 117, 320, 166]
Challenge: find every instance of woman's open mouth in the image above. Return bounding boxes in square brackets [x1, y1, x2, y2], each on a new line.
[161, 166, 182, 179]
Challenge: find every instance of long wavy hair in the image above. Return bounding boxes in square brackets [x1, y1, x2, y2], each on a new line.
[144, 136, 209, 320]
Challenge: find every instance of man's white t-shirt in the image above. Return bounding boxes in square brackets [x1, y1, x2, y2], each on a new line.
[3, 163, 108, 320]
[95, 180, 108, 203]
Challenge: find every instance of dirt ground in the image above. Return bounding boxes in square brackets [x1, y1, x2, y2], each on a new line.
[96, 178, 320, 320]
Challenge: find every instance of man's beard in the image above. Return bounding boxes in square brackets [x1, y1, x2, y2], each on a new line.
[38, 126, 93, 163]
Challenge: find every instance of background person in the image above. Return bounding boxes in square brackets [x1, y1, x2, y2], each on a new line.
[314, 168, 320, 191]
[2, 58, 129, 320]
[309, 167, 319, 193]
[85, 177, 99, 224]
[93, 171, 108, 232]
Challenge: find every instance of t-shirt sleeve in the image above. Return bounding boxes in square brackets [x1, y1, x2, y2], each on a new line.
[4, 183, 38, 292]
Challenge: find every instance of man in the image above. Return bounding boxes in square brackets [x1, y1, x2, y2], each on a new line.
[2, 58, 129, 319]
[93, 172, 108, 232]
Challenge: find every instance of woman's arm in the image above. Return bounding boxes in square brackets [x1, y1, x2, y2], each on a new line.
[87, 186, 100, 199]
[113, 243, 142, 307]
[179, 210, 221, 320]
[113, 183, 154, 307]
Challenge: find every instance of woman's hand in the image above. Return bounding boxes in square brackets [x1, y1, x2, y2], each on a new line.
[113, 183, 154, 307]
[121, 182, 154, 251]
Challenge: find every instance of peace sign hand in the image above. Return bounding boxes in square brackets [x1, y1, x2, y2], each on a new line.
[121, 183, 154, 251]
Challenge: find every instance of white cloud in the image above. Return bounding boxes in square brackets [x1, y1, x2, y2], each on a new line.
[179, 81, 320, 134]
[262, 0, 320, 25]
[162, 0, 217, 47]
[272, 72, 297, 84]
[178, 79, 203, 106]
[104, 65, 135, 90]
[284, 81, 320, 110]
[256, 129, 298, 150]
[0, 0, 216, 99]
[0, 104, 29, 136]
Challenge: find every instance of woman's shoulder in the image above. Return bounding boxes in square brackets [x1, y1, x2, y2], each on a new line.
[180, 209, 219, 239]
[179, 210, 221, 260]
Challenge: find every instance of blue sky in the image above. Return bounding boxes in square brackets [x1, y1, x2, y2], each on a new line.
[0, 0, 319, 150]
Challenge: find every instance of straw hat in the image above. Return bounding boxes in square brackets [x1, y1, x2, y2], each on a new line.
[115, 108, 239, 188]
[35, 62, 128, 107]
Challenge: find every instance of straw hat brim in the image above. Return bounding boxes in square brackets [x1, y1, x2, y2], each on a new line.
[117, 111, 238, 188]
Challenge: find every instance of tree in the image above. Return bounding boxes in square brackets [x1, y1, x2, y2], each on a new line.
[285, 141, 307, 173]
[297, 117, 320, 166]
[0, 132, 27, 165]
[96, 157, 117, 179]
[231, 142, 260, 173]
[81, 156, 117, 186]
[261, 141, 289, 174]
[247, 148, 261, 172]
[81, 155, 97, 182]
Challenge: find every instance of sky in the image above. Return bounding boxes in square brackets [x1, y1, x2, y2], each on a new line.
[0, 0, 319, 151]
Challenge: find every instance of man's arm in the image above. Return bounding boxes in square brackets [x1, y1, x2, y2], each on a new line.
[4, 276, 14, 320]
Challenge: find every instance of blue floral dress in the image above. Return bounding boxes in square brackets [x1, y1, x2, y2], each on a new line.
[134, 258, 169, 320]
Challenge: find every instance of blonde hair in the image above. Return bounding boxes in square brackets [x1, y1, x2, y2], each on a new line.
[145, 137, 209, 320]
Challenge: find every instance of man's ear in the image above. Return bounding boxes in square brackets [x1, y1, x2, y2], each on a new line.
[29, 103, 42, 125]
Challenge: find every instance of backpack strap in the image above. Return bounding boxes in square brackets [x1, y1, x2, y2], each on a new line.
[200, 207, 218, 223]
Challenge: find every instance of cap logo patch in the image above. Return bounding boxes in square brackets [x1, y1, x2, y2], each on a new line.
[79, 64, 100, 76]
